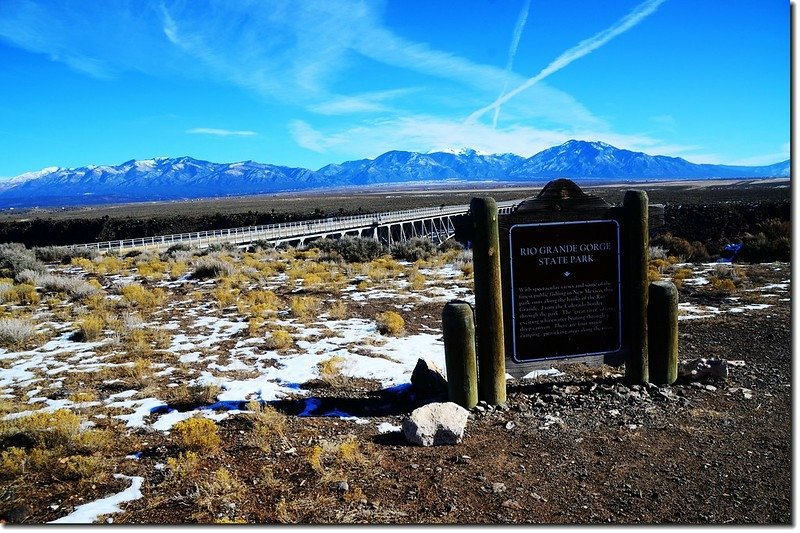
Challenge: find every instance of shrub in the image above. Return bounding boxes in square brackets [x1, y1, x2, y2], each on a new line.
[319, 355, 348, 387]
[0, 283, 40, 305]
[135, 258, 169, 279]
[0, 317, 37, 348]
[171, 417, 221, 452]
[192, 257, 236, 279]
[17, 271, 100, 301]
[193, 467, 245, 513]
[376, 311, 405, 336]
[33, 246, 98, 264]
[439, 239, 464, 253]
[74, 314, 105, 342]
[0, 408, 81, 448]
[0, 243, 46, 278]
[651, 233, 709, 262]
[169, 261, 188, 280]
[327, 300, 348, 320]
[312, 236, 387, 263]
[390, 237, 437, 262]
[212, 286, 239, 310]
[245, 400, 286, 452]
[120, 283, 165, 310]
[162, 242, 192, 259]
[126, 358, 152, 385]
[737, 219, 790, 263]
[289, 296, 322, 322]
[166, 451, 201, 479]
[265, 329, 293, 350]
[407, 270, 427, 290]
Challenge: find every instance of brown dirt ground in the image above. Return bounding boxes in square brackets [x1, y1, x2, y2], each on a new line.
[3, 263, 788, 525]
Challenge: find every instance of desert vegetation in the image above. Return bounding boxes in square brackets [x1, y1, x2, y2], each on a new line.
[0, 223, 790, 523]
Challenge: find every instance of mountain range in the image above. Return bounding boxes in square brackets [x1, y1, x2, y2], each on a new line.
[0, 140, 789, 208]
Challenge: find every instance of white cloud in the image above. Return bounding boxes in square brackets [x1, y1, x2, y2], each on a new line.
[289, 114, 712, 165]
[185, 128, 257, 137]
[468, 0, 668, 123]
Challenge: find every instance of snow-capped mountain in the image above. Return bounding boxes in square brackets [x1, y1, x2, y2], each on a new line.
[510, 140, 789, 179]
[0, 141, 789, 208]
[316, 149, 524, 185]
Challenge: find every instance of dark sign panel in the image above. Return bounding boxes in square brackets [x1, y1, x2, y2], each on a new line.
[508, 220, 621, 362]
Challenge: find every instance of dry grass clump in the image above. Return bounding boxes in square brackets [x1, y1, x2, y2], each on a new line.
[126, 357, 153, 385]
[171, 416, 221, 453]
[244, 400, 286, 452]
[407, 269, 427, 290]
[168, 260, 188, 280]
[289, 295, 322, 322]
[670, 267, 695, 289]
[318, 355, 349, 387]
[16, 270, 99, 300]
[120, 283, 166, 309]
[0, 283, 40, 305]
[237, 289, 282, 318]
[327, 300, 348, 320]
[0, 317, 37, 349]
[192, 256, 236, 279]
[212, 286, 240, 310]
[191, 467, 246, 516]
[376, 311, 405, 336]
[166, 451, 201, 480]
[73, 313, 106, 342]
[264, 329, 294, 350]
[120, 283, 165, 310]
[135, 257, 169, 279]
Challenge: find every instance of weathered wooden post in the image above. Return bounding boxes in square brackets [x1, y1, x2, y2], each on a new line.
[470, 197, 506, 405]
[648, 281, 679, 384]
[623, 190, 649, 384]
[442, 301, 478, 409]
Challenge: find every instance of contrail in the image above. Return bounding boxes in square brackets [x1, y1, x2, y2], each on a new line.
[492, 0, 531, 128]
[469, 0, 667, 124]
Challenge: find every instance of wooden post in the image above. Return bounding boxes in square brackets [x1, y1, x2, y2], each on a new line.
[470, 197, 506, 405]
[623, 190, 649, 384]
[648, 281, 679, 385]
[442, 301, 478, 409]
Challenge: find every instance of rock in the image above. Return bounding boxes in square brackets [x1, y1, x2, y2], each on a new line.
[502, 499, 522, 510]
[492, 482, 507, 494]
[410, 358, 448, 397]
[679, 358, 729, 381]
[336, 481, 350, 492]
[402, 402, 470, 446]
[505, 421, 516, 430]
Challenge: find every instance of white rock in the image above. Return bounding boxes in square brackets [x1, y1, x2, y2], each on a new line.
[402, 402, 469, 446]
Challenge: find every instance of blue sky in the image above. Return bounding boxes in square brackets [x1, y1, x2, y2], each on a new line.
[0, 0, 789, 178]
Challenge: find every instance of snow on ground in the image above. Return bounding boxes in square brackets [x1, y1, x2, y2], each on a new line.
[0, 256, 789, 439]
[49, 475, 144, 524]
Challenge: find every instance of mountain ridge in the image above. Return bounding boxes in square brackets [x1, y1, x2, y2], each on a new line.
[0, 140, 789, 208]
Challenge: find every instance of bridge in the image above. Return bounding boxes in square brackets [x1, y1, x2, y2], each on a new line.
[74, 200, 521, 253]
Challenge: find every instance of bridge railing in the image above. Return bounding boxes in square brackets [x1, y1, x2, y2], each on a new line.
[72, 200, 521, 251]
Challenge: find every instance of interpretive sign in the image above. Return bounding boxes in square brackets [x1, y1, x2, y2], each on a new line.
[508, 219, 621, 362]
